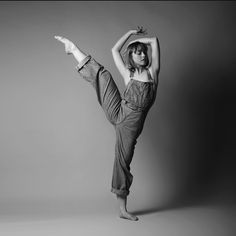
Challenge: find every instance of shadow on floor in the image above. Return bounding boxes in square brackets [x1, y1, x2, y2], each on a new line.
[130, 194, 232, 216]
[130, 202, 189, 216]
[131, 195, 236, 216]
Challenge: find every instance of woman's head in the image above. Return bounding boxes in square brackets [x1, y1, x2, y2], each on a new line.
[126, 42, 149, 72]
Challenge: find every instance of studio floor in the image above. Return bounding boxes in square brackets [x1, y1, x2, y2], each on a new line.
[0, 199, 235, 236]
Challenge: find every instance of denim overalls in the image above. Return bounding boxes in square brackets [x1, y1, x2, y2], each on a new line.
[76, 55, 157, 197]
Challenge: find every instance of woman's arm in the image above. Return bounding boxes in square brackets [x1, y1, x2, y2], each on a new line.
[111, 30, 136, 85]
[128, 37, 160, 83]
[111, 27, 147, 85]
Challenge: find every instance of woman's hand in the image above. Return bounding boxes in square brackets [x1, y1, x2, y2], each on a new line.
[130, 26, 147, 36]
[125, 27, 148, 48]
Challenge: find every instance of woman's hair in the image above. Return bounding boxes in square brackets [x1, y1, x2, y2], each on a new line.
[125, 41, 149, 73]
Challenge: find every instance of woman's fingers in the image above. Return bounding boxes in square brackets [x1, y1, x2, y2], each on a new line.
[137, 26, 142, 31]
[137, 26, 143, 32]
[136, 26, 147, 35]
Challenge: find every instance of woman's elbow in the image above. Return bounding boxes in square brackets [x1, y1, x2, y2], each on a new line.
[111, 47, 115, 55]
[152, 36, 158, 43]
[111, 46, 121, 53]
[111, 48, 115, 56]
[154, 36, 160, 46]
[111, 48, 120, 57]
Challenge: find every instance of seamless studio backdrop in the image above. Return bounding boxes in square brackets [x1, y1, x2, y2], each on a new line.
[0, 2, 236, 216]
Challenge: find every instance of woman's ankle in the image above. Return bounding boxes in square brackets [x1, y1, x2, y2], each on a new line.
[72, 48, 87, 63]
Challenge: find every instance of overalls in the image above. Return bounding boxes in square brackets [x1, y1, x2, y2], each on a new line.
[76, 55, 157, 197]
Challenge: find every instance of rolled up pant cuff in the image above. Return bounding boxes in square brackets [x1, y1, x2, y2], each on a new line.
[75, 55, 92, 71]
[111, 188, 129, 197]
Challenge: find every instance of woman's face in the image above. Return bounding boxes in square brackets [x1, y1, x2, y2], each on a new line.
[132, 49, 147, 67]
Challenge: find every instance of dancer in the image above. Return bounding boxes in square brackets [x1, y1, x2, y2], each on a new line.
[54, 26, 160, 221]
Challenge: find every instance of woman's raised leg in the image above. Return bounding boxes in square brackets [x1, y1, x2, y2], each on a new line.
[54, 35, 121, 125]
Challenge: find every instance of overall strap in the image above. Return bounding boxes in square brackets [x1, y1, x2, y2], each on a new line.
[123, 70, 134, 95]
[125, 78, 133, 94]
[129, 70, 134, 79]
[146, 68, 154, 82]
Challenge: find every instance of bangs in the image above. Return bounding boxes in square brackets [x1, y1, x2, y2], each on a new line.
[135, 44, 148, 53]
[128, 42, 148, 54]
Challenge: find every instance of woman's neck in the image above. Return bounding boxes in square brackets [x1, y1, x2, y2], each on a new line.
[135, 67, 145, 74]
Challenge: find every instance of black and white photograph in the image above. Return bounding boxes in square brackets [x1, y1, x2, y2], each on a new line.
[0, 1, 235, 235]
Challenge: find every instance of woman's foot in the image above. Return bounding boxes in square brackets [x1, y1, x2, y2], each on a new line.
[119, 209, 139, 221]
[54, 35, 77, 54]
[116, 195, 138, 221]
[54, 35, 87, 63]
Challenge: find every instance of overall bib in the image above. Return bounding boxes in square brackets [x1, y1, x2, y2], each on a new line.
[76, 55, 157, 197]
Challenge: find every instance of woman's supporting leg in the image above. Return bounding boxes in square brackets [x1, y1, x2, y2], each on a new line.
[117, 195, 138, 221]
[112, 127, 139, 221]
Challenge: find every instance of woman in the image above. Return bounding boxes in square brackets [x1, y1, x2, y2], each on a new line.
[54, 27, 160, 221]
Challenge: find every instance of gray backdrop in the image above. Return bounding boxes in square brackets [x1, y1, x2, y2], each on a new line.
[0, 1, 235, 215]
